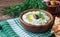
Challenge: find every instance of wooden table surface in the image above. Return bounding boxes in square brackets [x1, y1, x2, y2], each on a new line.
[0, 0, 24, 21]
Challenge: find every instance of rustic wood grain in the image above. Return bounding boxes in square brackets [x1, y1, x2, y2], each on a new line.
[0, 0, 24, 21]
[0, 0, 24, 7]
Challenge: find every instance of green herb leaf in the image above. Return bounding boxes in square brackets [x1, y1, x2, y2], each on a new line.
[37, 12, 44, 18]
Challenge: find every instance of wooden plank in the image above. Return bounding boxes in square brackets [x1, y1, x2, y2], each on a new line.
[0, 0, 24, 7]
[0, 0, 24, 21]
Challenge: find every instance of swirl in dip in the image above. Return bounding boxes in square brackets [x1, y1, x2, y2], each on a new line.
[22, 11, 50, 26]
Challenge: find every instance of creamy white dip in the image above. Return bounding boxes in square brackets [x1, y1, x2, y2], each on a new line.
[22, 11, 50, 26]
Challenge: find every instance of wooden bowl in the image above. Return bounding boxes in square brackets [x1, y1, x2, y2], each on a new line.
[19, 9, 54, 33]
[46, 1, 60, 15]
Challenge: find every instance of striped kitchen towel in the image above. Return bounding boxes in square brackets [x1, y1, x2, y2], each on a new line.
[0, 18, 52, 37]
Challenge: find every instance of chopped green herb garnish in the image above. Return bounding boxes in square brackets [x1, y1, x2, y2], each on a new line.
[37, 12, 44, 18]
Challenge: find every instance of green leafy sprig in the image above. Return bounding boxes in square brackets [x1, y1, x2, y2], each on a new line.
[2, 0, 46, 18]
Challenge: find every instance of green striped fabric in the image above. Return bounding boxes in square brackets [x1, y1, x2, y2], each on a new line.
[0, 18, 52, 37]
[0, 21, 19, 37]
[0, 30, 7, 37]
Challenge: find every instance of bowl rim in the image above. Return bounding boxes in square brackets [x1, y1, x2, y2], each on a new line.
[19, 9, 54, 27]
[46, 1, 60, 7]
